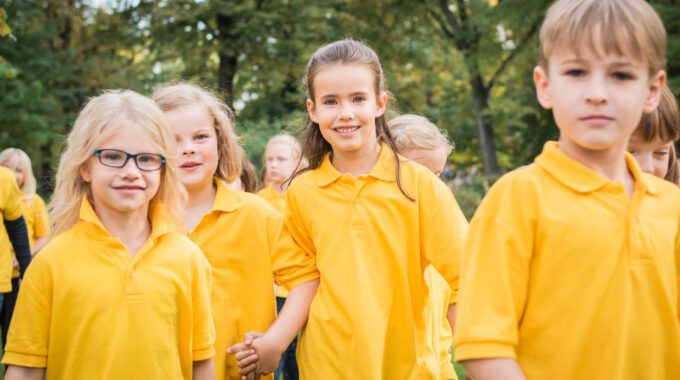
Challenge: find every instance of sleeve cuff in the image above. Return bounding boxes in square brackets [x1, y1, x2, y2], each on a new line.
[2, 351, 47, 368]
[281, 272, 320, 291]
[454, 342, 517, 363]
[192, 346, 215, 361]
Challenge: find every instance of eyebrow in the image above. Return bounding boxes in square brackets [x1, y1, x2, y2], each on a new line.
[319, 91, 369, 99]
[559, 59, 637, 69]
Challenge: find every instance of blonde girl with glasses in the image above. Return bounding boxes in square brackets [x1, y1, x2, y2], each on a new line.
[2, 90, 216, 380]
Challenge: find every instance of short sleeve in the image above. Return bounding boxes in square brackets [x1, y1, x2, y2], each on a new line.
[2, 257, 52, 367]
[271, 189, 320, 290]
[453, 177, 535, 362]
[2, 176, 24, 222]
[32, 195, 50, 238]
[420, 180, 469, 303]
[191, 252, 216, 361]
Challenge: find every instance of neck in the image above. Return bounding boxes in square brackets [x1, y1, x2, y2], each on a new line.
[184, 180, 217, 231]
[272, 181, 287, 194]
[331, 142, 381, 178]
[186, 180, 217, 208]
[559, 140, 634, 195]
[94, 202, 151, 257]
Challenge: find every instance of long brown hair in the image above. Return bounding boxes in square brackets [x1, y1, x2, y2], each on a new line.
[296, 39, 412, 200]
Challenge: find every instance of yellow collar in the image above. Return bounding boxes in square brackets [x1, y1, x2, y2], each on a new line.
[210, 177, 242, 212]
[78, 197, 176, 240]
[535, 142, 658, 195]
[314, 144, 399, 187]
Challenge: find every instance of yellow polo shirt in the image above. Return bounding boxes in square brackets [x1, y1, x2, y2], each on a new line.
[12, 193, 50, 278]
[273, 146, 468, 379]
[455, 142, 680, 379]
[257, 185, 286, 213]
[0, 166, 24, 292]
[256, 185, 290, 298]
[190, 179, 315, 380]
[424, 265, 457, 380]
[2, 198, 216, 379]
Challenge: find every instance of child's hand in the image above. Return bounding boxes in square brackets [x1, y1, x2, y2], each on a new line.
[248, 333, 283, 376]
[12, 257, 18, 270]
[227, 332, 263, 379]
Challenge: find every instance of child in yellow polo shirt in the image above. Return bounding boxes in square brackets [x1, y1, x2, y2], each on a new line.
[2, 90, 216, 379]
[0, 165, 31, 340]
[454, 1, 680, 379]
[389, 114, 458, 380]
[257, 133, 307, 380]
[0, 148, 50, 351]
[627, 84, 680, 184]
[230, 39, 468, 380]
[153, 83, 319, 380]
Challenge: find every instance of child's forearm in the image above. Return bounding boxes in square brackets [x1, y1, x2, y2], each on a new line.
[463, 358, 526, 380]
[192, 358, 216, 380]
[31, 237, 50, 256]
[446, 303, 456, 332]
[4, 365, 45, 380]
[265, 279, 318, 353]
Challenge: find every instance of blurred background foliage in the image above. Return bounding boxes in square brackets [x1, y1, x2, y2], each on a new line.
[0, 0, 678, 216]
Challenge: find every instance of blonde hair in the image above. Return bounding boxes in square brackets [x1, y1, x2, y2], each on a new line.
[152, 82, 242, 182]
[633, 85, 680, 184]
[0, 148, 37, 198]
[388, 114, 453, 155]
[264, 133, 307, 166]
[539, 0, 666, 73]
[50, 90, 186, 235]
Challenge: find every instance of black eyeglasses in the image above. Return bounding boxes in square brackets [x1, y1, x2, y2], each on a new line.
[94, 149, 166, 171]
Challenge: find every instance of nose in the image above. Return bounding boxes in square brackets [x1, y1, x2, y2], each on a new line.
[585, 76, 608, 105]
[339, 101, 354, 120]
[178, 139, 196, 156]
[636, 153, 654, 174]
[119, 156, 142, 178]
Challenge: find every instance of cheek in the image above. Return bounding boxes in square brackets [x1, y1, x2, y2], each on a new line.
[654, 159, 669, 178]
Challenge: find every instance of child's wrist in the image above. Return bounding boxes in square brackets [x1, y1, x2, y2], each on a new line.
[261, 331, 288, 356]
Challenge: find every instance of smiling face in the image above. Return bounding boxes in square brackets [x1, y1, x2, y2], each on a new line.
[534, 48, 664, 157]
[80, 122, 162, 222]
[306, 64, 387, 161]
[164, 103, 219, 193]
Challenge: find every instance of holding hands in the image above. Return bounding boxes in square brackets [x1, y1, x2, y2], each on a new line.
[228, 331, 285, 380]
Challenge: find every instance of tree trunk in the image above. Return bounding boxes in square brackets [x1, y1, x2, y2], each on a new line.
[469, 71, 499, 175]
[216, 14, 238, 109]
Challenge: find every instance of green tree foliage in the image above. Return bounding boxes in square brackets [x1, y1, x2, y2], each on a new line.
[1, 0, 678, 197]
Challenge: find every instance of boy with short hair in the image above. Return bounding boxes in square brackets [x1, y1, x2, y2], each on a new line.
[454, 0, 679, 379]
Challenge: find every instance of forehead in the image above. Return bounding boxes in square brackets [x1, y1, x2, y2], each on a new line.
[266, 142, 294, 156]
[164, 103, 214, 133]
[312, 64, 375, 97]
[99, 121, 161, 153]
[545, 25, 648, 68]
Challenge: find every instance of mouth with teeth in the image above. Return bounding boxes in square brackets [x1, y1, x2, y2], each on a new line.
[334, 126, 360, 135]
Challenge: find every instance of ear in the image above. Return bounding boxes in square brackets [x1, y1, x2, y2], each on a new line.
[375, 91, 388, 117]
[80, 162, 92, 183]
[642, 70, 667, 114]
[533, 65, 552, 110]
[306, 98, 318, 123]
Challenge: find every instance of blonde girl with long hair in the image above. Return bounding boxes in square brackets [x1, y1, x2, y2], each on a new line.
[230, 39, 468, 380]
[389, 114, 460, 380]
[257, 133, 307, 380]
[2, 90, 216, 380]
[154, 82, 318, 380]
[0, 148, 51, 352]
